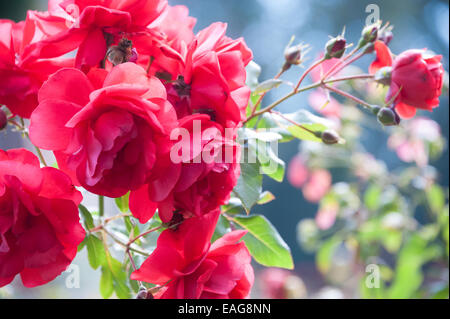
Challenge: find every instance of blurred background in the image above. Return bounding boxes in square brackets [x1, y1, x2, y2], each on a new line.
[1, 0, 449, 299]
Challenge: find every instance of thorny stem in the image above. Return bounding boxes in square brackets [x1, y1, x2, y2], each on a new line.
[320, 45, 361, 80]
[269, 110, 319, 136]
[250, 68, 286, 117]
[323, 84, 374, 109]
[127, 225, 163, 246]
[99, 196, 105, 217]
[101, 226, 150, 256]
[294, 57, 326, 92]
[89, 213, 132, 233]
[245, 73, 374, 122]
[324, 50, 367, 80]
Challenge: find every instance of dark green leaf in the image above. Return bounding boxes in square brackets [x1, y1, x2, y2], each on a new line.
[86, 235, 106, 270]
[230, 214, 294, 269]
[99, 267, 114, 299]
[426, 184, 445, 214]
[79, 204, 94, 230]
[232, 162, 262, 214]
[115, 192, 130, 213]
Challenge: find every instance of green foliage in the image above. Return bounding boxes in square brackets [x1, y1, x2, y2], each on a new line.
[228, 214, 294, 269]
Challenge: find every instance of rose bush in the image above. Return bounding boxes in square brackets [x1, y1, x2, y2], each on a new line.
[0, 1, 447, 300]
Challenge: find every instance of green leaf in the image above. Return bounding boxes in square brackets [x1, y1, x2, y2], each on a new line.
[259, 114, 295, 143]
[79, 204, 94, 230]
[114, 280, 131, 299]
[212, 214, 232, 243]
[245, 61, 261, 91]
[77, 235, 88, 252]
[257, 191, 276, 205]
[229, 214, 294, 269]
[254, 79, 283, 94]
[99, 267, 114, 299]
[86, 235, 107, 270]
[115, 192, 130, 213]
[232, 162, 262, 214]
[103, 254, 131, 299]
[255, 139, 285, 182]
[364, 184, 382, 211]
[269, 110, 331, 142]
[388, 235, 441, 298]
[426, 184, 445, 214]
[316, 237, 341, 274]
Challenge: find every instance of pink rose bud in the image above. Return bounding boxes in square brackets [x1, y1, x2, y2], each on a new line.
[320, 129, 341, 145]
[325, 36, 346, 59]
[284, 44, 302, 66]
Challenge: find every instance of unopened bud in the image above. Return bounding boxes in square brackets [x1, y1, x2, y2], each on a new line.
[374, 66, 392, 86]
[0, 108, 7, 131]
[284, 44, 302, 66]
[320, 129, 341, 145]
[358, 23, 380, 48]
[371, 105, 381, 115]
[377, 107, 400, 126]
[325, 36, 346, 59]
[136, 287, 154, 299]
[378, 29, 393, 46]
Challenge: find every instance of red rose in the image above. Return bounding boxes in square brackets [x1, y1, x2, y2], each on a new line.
[129, 114, 240, 223]
[0, 15, 73, 118]
[387, 50, 444, 119]
[22, 0, 168, 71]
[29, 63, 177, 197]
[0, 148, 85, 287]
[369, 42, 444, 119]
[131, 210, 254, 299]
[158, 22, 253, 130]
[139, 5, 196, 76]
[369, 40, 393, 75]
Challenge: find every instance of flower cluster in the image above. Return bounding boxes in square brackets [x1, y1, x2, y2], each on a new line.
[1, 0, 253, 298]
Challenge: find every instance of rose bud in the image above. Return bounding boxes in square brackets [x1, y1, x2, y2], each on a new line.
[378, 29, 393, 46]
[320, 129, 341, 145]
[0, 108, 7, 131]
[374, 66, 392, 86]
[325, 36, 346, 59]
[359, 22, 380, 48]
[377, 107, 400, 126]
[284, 44, 303, 66]
[387, 50, 444, 118]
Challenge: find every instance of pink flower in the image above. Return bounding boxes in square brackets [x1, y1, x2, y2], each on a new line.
[131, 210, 254, 299]
[308, 90, 341, 118]
[388, 117, 441, 167]
[0, 148, 85, 287]
[369, 42, 444, 119]
[302, 169, 332, 203]
[0, 15, 73, 118]
[21, 0, 168, 72]
[29, 63, 177, 197]
[369, 40, 393, 74]
[315, 202, 338, 230]
[288, 155, 332, 203]
[388, 50, 444, 118]
[129, 114, 240, 223]
[287, 155, 309, 188]
[163, 22, 253, 130]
